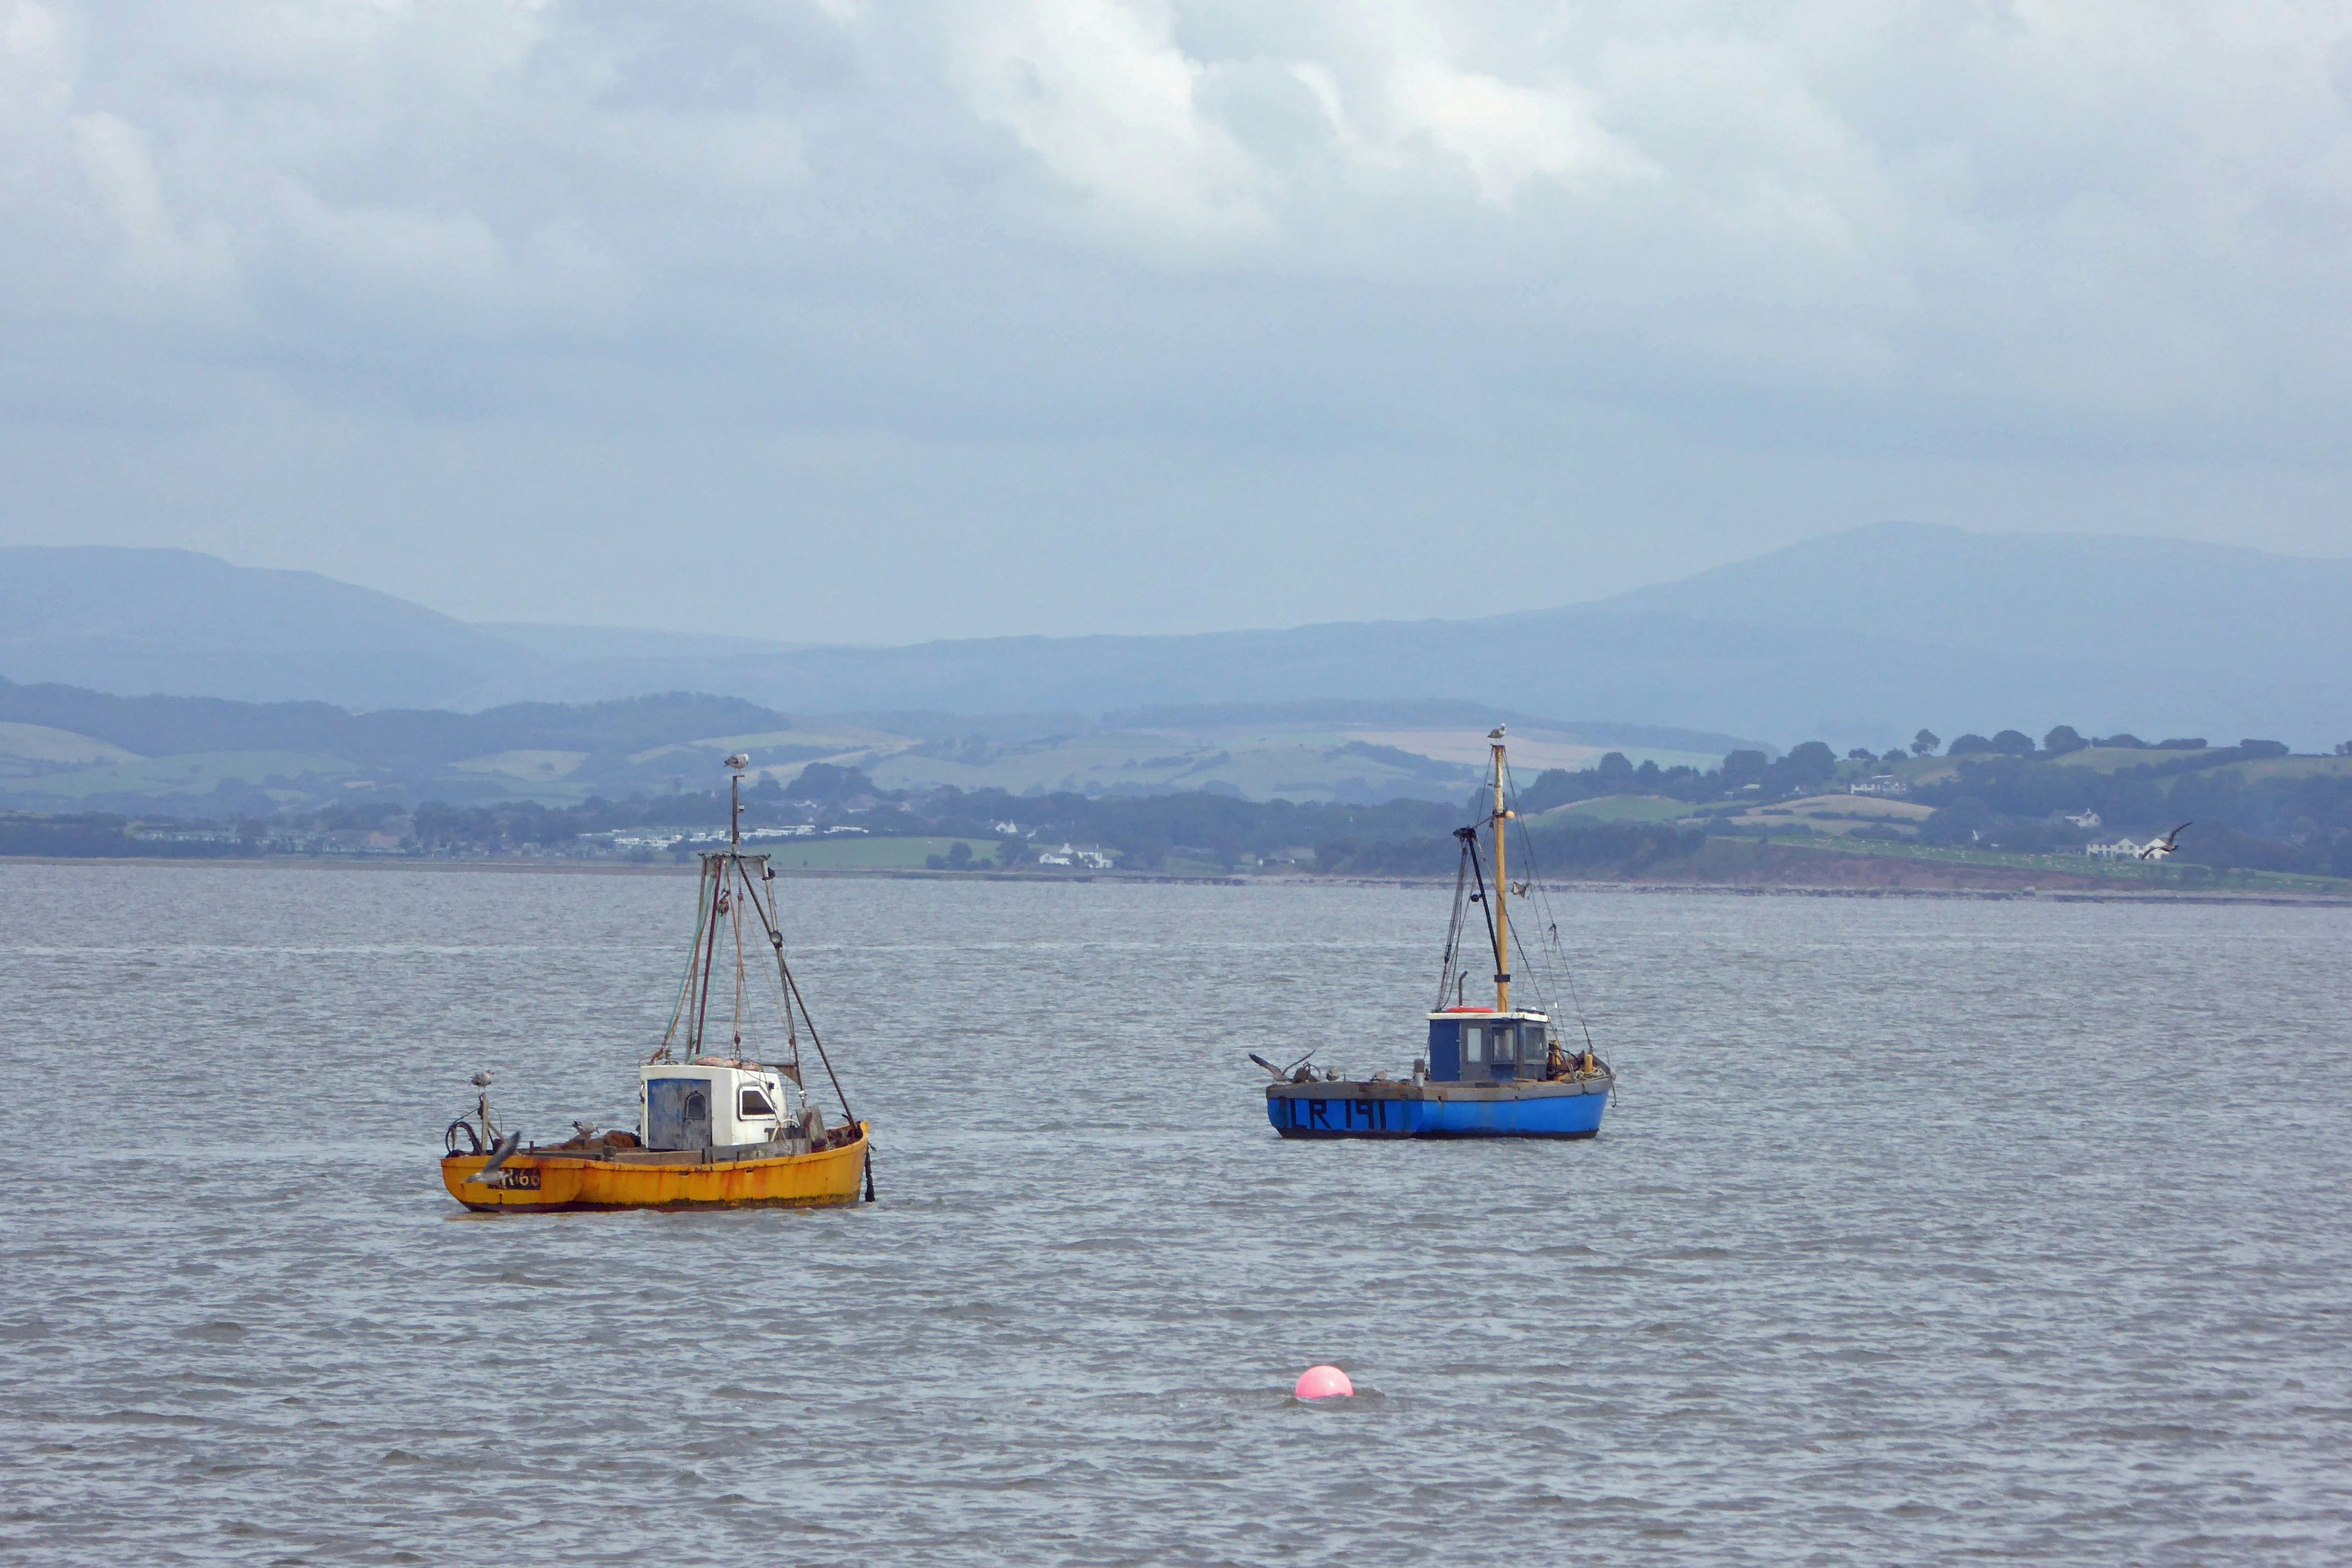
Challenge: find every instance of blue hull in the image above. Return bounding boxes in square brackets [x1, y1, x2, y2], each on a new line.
[1267, 1080, 1608, 1140]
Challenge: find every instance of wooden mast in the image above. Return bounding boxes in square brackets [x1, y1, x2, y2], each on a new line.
[727, 758, 746, 1050]
[1491, 729, 1510, 1012]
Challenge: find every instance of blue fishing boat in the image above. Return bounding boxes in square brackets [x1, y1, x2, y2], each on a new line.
[1259, 727, 1615, 1139]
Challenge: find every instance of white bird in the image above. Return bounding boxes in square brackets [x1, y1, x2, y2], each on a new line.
[2138, 822, 2192, 860]
[725, 752, 750, 771]
[1488, 725, 1507, 740]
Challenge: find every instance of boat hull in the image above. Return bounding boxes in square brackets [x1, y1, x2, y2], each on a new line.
[1266, 1080, 1608, 1139]
[440, 1123, 869, 1211]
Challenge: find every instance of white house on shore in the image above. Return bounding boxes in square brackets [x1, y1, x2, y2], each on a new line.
[1035, 842, 1116, 869]
[2086, 837, 2149, 859]
[1849, 775, 1909, 797]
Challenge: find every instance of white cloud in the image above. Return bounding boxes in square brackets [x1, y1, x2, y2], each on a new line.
[69, 110, 236, 295]
[0, 0, 2348, 635]
[945, 0, 1272, 252]
[1381, 58, 1648, 205]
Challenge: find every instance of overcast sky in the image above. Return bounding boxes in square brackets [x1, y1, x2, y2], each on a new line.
[2, 1, 2348, 639]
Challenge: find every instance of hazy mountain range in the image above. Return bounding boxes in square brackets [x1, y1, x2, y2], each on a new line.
[5, 524, 2347, 748]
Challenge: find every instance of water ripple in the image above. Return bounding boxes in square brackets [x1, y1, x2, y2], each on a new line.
[0, 865, 2346, 1565]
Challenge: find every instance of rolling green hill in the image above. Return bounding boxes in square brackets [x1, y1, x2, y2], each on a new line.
[0, 680, 1747, 814]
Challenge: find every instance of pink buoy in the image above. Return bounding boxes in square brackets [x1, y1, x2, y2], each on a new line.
[1294, 1364, 1354, 1400]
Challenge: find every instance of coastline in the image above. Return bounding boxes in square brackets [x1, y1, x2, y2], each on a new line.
[4, 853, 2346, 905]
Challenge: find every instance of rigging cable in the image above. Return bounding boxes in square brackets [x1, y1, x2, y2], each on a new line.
[1457, 827, 1504, 994]
[752, 862, 803, 1079]
[741, 866, 873, 1202]
[1435, 839, 1471, 1009]
[655, 862, 715, 1060]
[690, 854, 726, 1053]
[1501, 760, 1599, 1057]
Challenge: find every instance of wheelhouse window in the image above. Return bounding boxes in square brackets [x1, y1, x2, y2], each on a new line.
[739, 1089, 776, 1118]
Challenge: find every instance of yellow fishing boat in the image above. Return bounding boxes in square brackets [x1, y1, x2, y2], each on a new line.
[440, 753, 873, 1212]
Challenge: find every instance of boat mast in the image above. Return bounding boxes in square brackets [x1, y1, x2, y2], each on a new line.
[1490, 728, 1510, 1013]
[726, 753, 749, 1051]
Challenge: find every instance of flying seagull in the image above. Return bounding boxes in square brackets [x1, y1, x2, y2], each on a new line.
[1248, 1050, 1316, 1081]
[2138, 823, 2193, 860]
[463, 1130, 524, 1184]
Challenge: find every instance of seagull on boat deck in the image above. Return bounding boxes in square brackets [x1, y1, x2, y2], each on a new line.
[2139, 823, 2193, 860]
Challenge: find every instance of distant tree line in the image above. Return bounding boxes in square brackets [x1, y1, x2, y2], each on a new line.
[1516, 740, 1844, 812]
[0, 813, 249, 859]
[1910, 753, 2352, 876]
[17, 720, 2348, 883]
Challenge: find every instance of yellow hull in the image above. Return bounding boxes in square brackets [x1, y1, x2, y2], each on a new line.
[440, 1124, 869, 1212]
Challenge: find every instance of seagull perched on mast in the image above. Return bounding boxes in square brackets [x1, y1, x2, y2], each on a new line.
[2138, 823, 2192, 860]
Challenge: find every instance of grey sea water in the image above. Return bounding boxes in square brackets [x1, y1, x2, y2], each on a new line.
[1, 862, 2347, 1566]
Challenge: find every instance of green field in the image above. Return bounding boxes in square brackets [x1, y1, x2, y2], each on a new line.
[28, 750, 358, 800]
[1533, 794, 1697, 824]
[2231, 754, 2352, 782]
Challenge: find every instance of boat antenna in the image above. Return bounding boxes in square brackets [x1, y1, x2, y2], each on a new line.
[726, 753, 750, 850]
